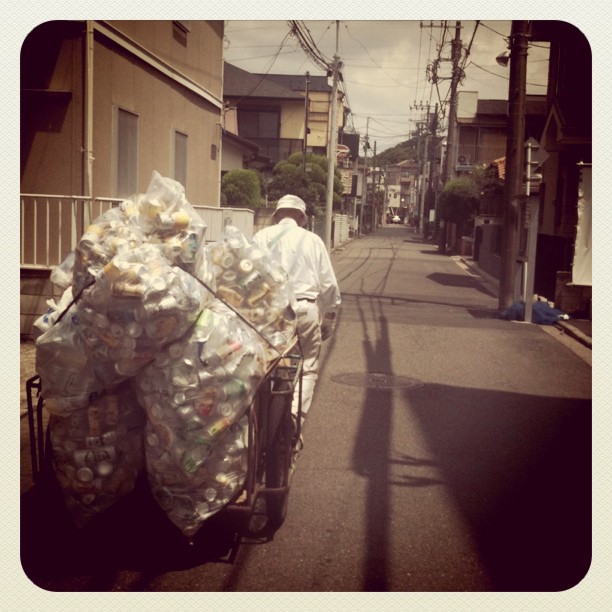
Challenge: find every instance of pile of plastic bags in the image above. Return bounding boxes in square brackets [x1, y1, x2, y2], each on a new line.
[34, 171, 297, 537]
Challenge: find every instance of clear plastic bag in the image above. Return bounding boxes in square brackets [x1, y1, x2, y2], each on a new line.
[203, 225, 297, 364]
[125, 171, 207, 271]
[77, 244, 212, 379]
[72, 171, 207, 294]
[134, 301, 266, 537]
[36, 247, 212, 413]
[49, 382, 146, 528]
[35, 305, 108, 415]
[73, 206, 145, 295]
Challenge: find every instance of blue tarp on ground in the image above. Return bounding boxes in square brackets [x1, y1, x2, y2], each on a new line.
[501, 301, 568, 325]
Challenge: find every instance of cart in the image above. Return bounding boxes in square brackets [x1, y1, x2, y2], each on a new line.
[25, 342, 304, 541]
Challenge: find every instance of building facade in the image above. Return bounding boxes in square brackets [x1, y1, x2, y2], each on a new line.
[21, 20, 224, 204]
[223, 62, 346, 170]
[453, 93, 546, 281]
[534, 21, 592, 310]
[20, 20, 225, 335]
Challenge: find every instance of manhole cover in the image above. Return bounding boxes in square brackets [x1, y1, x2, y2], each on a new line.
[332, 372, 424, 389]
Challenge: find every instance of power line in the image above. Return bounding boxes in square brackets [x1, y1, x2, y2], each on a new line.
[226, 29, 294, 108]
[466, 60, 547, 88]
[224, 49, 300, 63]
[479, 21, 509, 39]
[288, 20, 333, 71]
[341, 22, 408, 88]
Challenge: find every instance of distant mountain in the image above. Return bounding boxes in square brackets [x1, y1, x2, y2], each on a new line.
[362, 137, 419, 167]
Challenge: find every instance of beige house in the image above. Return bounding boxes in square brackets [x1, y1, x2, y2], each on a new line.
[223, 63, 345, 168]
[20, 20, 226, 336]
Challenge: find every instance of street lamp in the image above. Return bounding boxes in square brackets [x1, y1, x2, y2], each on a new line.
[496, 51, 510, 67]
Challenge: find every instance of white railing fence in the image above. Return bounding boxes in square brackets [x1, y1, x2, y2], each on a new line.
[20, 194, 254, 270]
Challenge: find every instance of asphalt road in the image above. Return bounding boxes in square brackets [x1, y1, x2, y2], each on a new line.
[19, 226, 592, 595]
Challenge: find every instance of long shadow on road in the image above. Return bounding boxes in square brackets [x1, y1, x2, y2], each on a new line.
[344, 274, 590, 592]
[350, 295, 393, 591]
[349, 360, 591, 591]
[403, 382, 591, 591]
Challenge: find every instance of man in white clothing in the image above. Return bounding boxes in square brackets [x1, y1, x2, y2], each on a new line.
[253, 194, 341, 427]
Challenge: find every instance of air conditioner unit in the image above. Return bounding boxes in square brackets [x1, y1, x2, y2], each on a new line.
[456, 155, 473, 172]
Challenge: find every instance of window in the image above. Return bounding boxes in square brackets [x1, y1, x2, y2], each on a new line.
[115, 107, 138, 198]
[174, 130, 188, 188]
[238, 110, 279, 139]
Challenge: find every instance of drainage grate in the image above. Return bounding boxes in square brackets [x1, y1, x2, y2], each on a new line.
[332, 372, 424, 389]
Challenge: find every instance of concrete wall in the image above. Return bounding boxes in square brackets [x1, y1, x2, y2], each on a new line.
[92, 25, 222, 205]
[473, 221, 502, 280]
[107, 21, 224, 97]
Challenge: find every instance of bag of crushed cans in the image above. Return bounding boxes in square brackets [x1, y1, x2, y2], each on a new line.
[127, 226, 298, 537]
[35, 172, 211, 524]
[48, 382, 146, 528]
[133, 301, 267, 537]
[72, 170, 206, 295]
[37, 172, 212, 406]
[35, 172, 299, 537]
[77, 244, 210, 379]
[37, 245, 212, 414]
[199, 224, 297, 366]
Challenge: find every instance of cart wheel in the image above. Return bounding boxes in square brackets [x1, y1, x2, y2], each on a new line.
[264, 380, 293, 531]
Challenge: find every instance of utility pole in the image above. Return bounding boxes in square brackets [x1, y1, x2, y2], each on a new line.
[412, 100, 431, 234]
[324, 20, 341, 253]
[498, 20, 529, 311]
[302, 71, 310, 173]
[372, 140, 378, 230]
[438, 21, 462, 254]
[419, 122, 429, 233]
[359, 117, 370, 238]
[423, 103, 439, 236]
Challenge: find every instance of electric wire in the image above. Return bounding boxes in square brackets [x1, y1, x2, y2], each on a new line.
[478, 21, 509, 39]
[227, 20, 544, 154]
[341, 22, 409, 88]
[225, 28, 294, 109]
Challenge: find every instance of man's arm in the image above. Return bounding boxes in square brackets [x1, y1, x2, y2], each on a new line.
[316, 244, 341, 317]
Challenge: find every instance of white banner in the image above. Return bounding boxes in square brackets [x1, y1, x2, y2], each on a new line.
[572, 165, 592, 286]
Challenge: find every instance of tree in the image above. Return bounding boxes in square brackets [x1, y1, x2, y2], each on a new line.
[221, 169, 262, 208]
[438, 177, 480, 251]
[471, 164, 505, 216]
[267, 152, 344, 217]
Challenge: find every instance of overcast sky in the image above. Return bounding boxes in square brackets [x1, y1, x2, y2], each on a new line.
[224, 20, 550, 152]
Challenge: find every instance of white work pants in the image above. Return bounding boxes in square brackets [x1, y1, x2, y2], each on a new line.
[292, 301, 322, 421]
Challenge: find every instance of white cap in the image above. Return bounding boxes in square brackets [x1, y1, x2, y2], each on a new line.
[273, 194, 307, 225]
